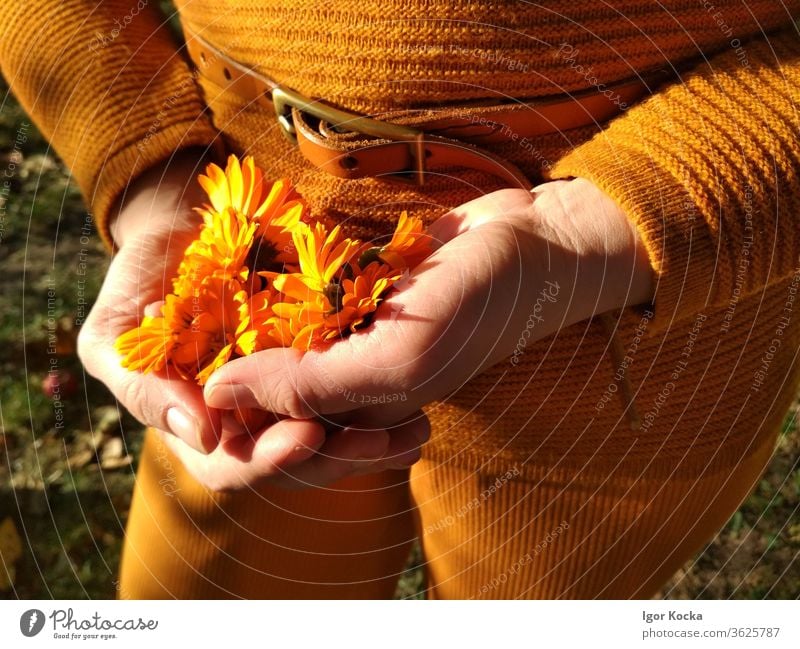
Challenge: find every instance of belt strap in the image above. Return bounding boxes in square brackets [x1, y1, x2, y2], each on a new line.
[184, 30, 673, 190]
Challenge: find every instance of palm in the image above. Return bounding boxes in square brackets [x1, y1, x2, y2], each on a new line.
[203, 180, 654, 435]
[205, 188, 556, 427]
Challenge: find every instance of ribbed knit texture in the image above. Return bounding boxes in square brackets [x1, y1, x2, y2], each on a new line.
[3, 1, 800, 598]
[0, 0, 218, 248]
[175, 0, 795, 111]
[119, 425, 776, 598]
[548, 31, 800, 332]
[120, 430, 416, 599]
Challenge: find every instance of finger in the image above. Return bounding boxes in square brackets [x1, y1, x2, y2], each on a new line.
[350, 412, 431, 474]
[160, 417, 327, 492]
[268, 426, 391, 491]
[84, 339, 223, 453]
[218, 407, 269, 442]
[204, 218, 531, 423]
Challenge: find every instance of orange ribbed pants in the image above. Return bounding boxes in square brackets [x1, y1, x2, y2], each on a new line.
[118, 425, 778, 599]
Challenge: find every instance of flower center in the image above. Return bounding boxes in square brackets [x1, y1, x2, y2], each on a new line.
[324, 279, 345, 315]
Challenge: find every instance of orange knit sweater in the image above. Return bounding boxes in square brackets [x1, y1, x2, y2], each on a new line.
[2, 1, 800, 479]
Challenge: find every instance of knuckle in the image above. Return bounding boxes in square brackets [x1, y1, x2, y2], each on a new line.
[118, 377, 164, 429]
[278, 379, 319, 419]
[76, 326, 99, 372]
[270, 357, 320, 418]
[164, 447, 225, 492]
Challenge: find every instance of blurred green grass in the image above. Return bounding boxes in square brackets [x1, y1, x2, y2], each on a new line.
[0, 79, 798, 600]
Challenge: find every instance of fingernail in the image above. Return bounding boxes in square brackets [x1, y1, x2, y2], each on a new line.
[167, 407, 208, 453]
[205, 383, 258, 409]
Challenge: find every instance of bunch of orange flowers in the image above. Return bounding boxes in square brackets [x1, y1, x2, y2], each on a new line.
[115, 154, 432, 385]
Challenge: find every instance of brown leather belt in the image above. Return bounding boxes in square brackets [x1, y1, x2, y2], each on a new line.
[184, 30, 674, 191]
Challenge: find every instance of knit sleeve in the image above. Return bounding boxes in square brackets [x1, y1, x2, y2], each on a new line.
[0, 0, 219, 250]
[546, 27, 800, 333]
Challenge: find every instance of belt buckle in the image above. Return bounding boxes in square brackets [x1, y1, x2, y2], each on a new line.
[271, 86, 429, 185]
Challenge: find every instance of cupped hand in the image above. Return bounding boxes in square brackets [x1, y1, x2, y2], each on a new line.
[78, 150, 227, 453]
[156, 410, 429, 491]
[78, 149, 430, 491]
[203, 179, 655, 429]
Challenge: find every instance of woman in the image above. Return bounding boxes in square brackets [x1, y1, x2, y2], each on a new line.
[2, 0, 798, 598]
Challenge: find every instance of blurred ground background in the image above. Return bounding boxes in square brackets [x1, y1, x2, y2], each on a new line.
[1, 74, 798, 599]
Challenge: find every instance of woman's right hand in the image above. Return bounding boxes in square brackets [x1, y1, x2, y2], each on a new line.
[77, 149, 429, 491]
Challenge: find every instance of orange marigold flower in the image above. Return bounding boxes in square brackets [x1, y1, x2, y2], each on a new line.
[268, 223, 407, 347]
[117, 153, 430, 380]
[115, 292, 199, 375]
[115, 294, 190, 376]
[176, 276, 251, 385]
[358, 211, 432, 270]
[115, 315, 174, 375]
[197, 154, 265, 218]
[251, 183, 305, 268]
[175, 206, 256, 294]
[203, 155, 306, 253]
[116, 277, 250, 385]
[271, 221, 361, 298]
[193, 155, 306, 274]
[270, 261, 402, 348]
[270, 296, 328, 351]
[321, 261, 403, 339]
[235, 283, 296, 354]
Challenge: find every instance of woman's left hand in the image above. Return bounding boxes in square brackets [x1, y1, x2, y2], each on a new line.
[202, 179, 655, 432]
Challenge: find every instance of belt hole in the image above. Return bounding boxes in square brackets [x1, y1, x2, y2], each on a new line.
[200, 52, 207, 64]
[223, 67, 232, 81]
[340, 156, 359, 170]
[424, 148, 432, 158]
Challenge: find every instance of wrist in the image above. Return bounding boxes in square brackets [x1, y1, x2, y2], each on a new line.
[109, 147, 211, 248]
[531, 178, 655, 323]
